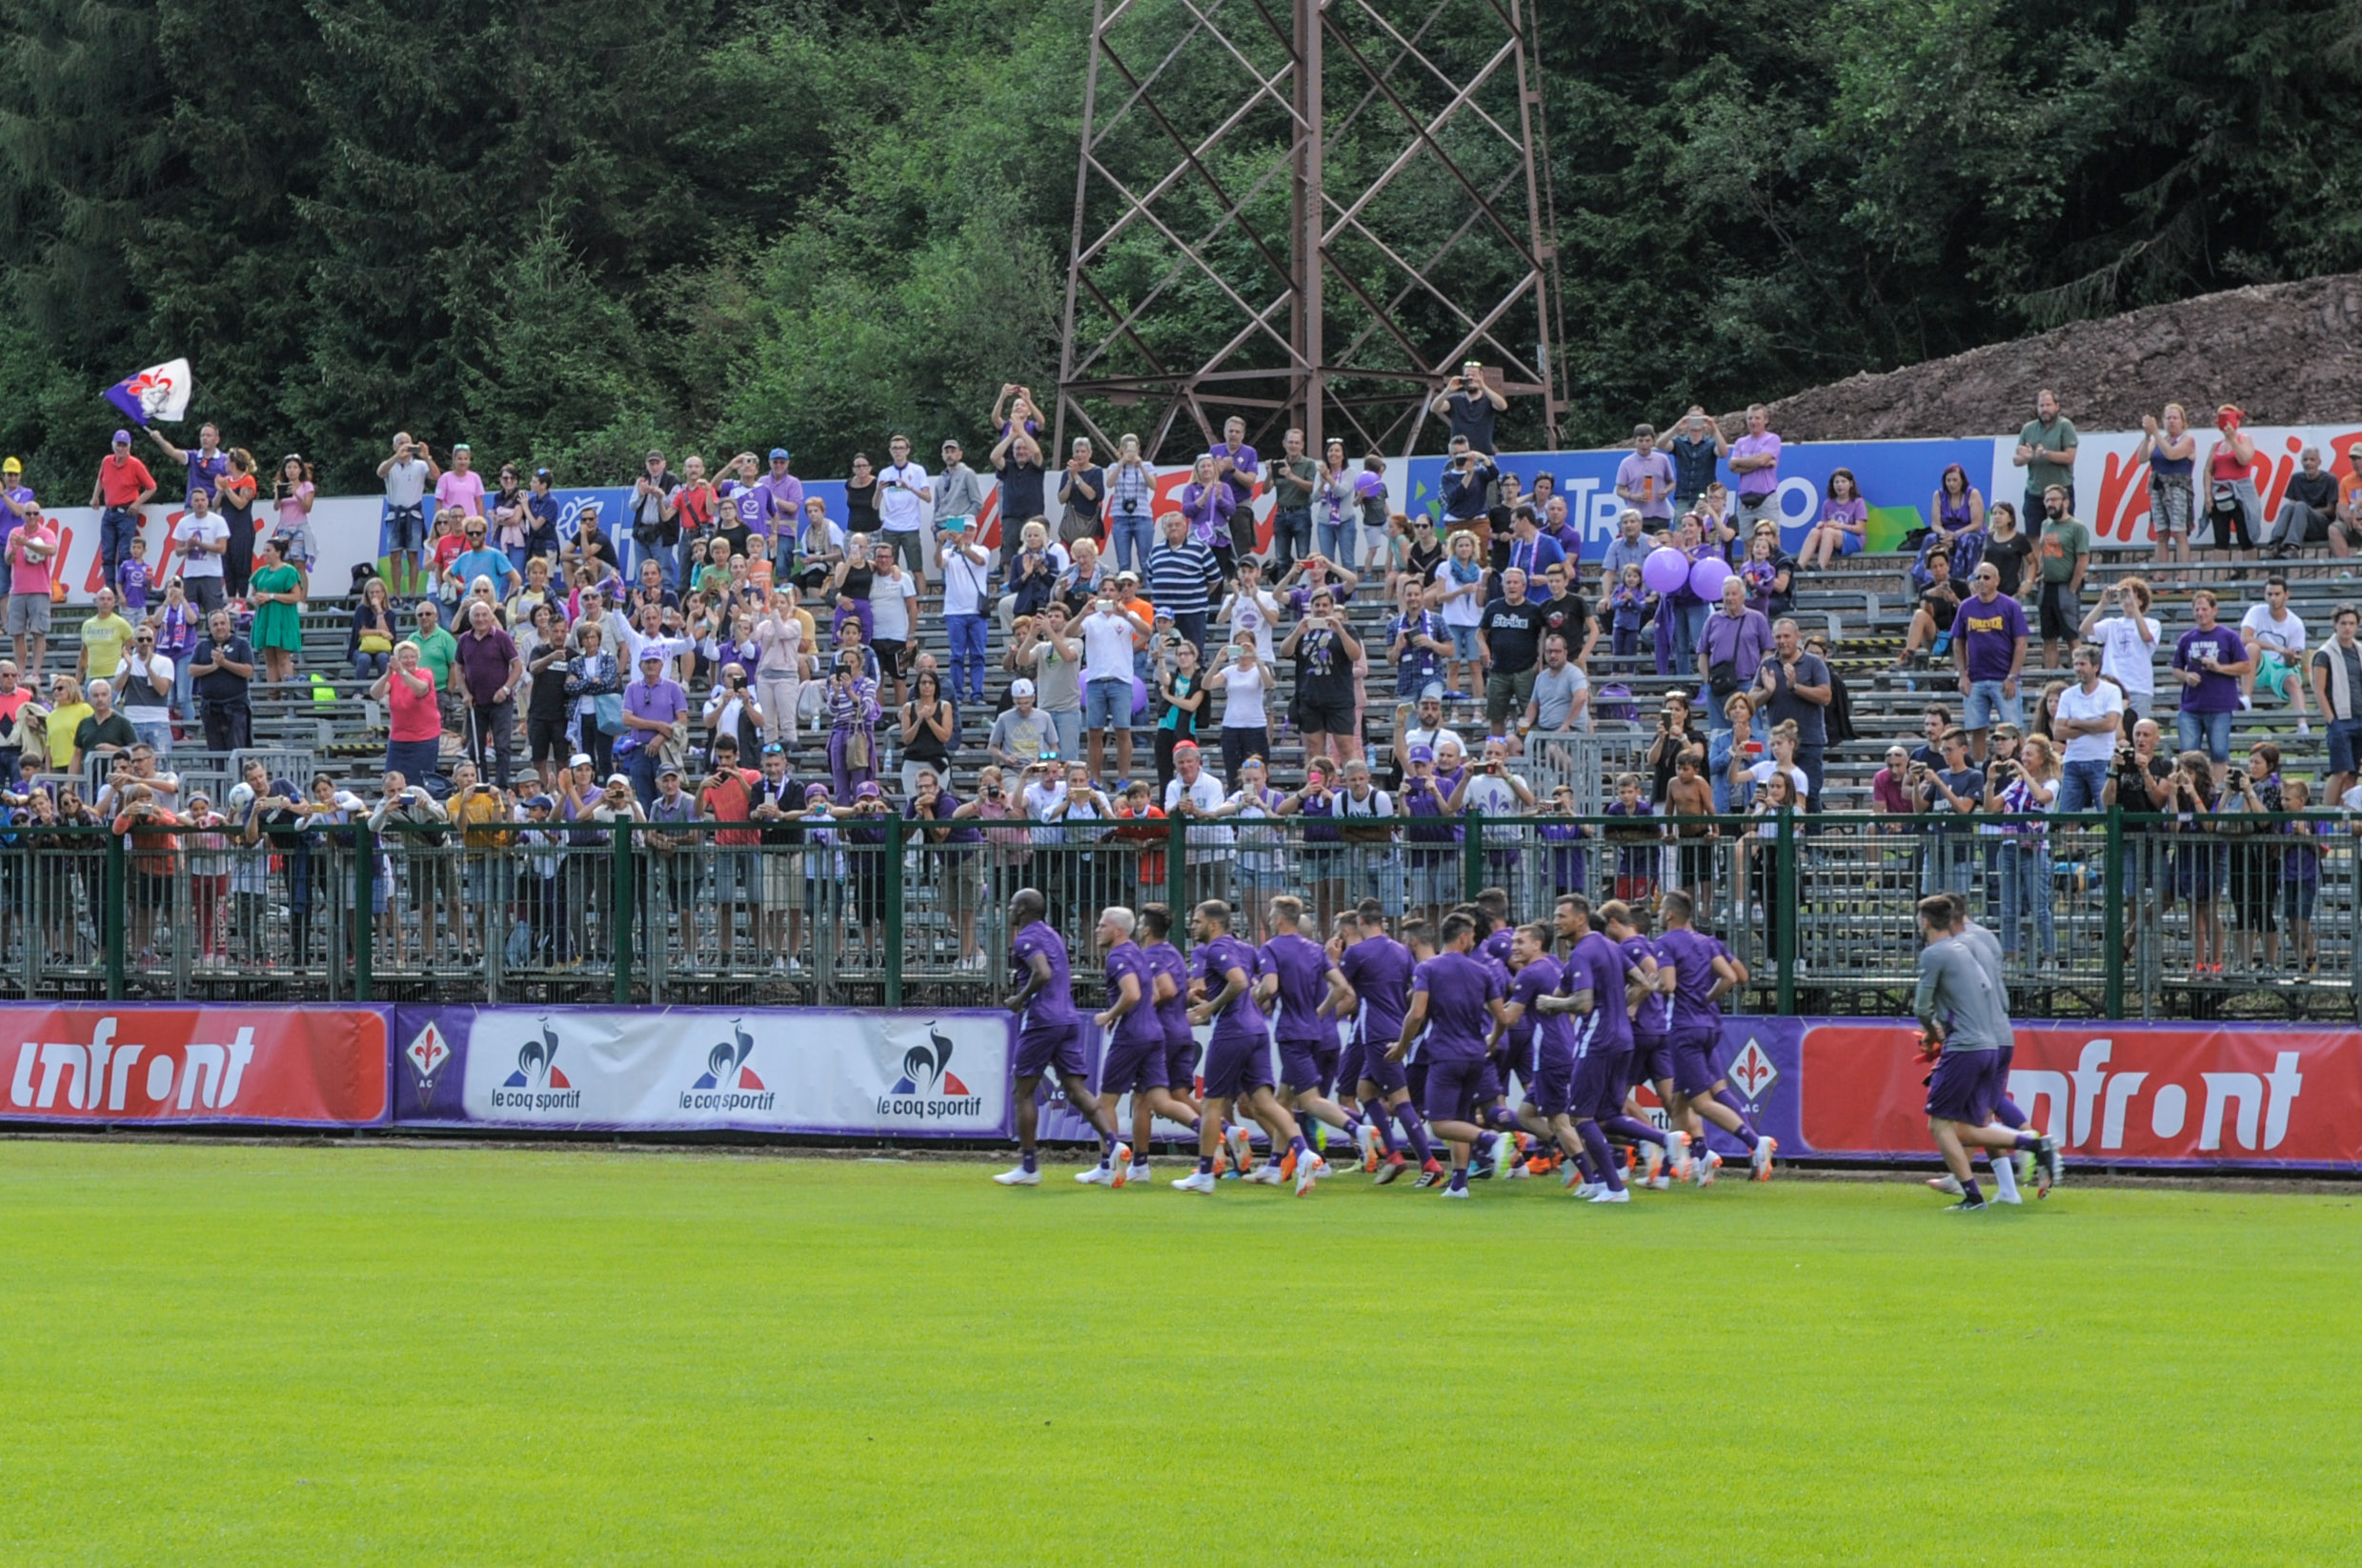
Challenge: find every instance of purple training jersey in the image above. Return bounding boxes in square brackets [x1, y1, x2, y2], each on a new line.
[1655, 926, 1726, 1033]
[1260, 931, 1336, 1045]
[1566, 931, 1633, 1052]
[1103, 941, 1163, 1048]
[1413, 950, 1503, 1061]
[1011, 920, 1080, 1035]
[1143, 939, 1193, 1046]
[1511, 954, 1578, 1057]
[1192, 935, 1267, 1042]
[1339, 934, 1415, 1047]
[1620, 934, 1671, 1040]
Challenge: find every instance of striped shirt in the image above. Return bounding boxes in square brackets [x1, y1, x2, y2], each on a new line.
[1147, 540, 1221, 617]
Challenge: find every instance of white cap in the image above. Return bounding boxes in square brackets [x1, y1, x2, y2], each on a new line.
[1010, 677, 1036, 698]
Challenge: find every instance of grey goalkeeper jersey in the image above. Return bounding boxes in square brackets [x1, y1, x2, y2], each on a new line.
[1912, 935, 2010, 1052]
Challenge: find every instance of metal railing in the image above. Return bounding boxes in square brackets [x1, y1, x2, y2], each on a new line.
[1, 811, 2353, 1018]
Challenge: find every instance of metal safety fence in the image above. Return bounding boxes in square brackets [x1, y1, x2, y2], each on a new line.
[0, 811, 2353, 1019]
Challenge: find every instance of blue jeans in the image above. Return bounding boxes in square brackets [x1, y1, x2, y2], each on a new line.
[1997, 840, 2055, 958]
[2055, 757, 2109, 815]
[2175, 706, 2232, 762]
[353, 650, 391, 682]
[385, 737, 443, 793]
[624, 742, 659, 809]
[1672, 601, 1707, 673]
[1107, 512, 1155, 575]
[170, 654, 195, 720]
[101, 507, 141, 590]
[1316, 514, 1351, 567]
[1269, 507, 1311, 573]
[1965, 678, 2023, 734]
[945, 613, 989, 703]
[1923, 834, 1975, 896]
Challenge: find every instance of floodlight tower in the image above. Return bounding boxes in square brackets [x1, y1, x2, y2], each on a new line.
[1057, 0, 1565, 467]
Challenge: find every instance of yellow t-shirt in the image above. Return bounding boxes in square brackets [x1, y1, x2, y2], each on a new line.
[45, 701, 91, 770]
[81, 613, 132, 683]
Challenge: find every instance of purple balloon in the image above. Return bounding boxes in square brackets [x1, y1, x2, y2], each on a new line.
[1643, 546, 1688, 594]
[1689, 555, 1731, 600]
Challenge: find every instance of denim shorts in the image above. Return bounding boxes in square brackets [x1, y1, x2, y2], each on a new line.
[1448, 624, 1482, 661]
[1964, 678, 2022, 733]
[1083, 677, 1133, 731]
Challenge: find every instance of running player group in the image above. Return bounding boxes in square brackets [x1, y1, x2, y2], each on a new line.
[1911, 891, 2066, 1210]
[991, 882, 1782, 1201]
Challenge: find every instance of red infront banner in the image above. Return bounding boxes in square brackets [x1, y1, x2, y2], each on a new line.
[1799, 1023, 2362, 1168]
[0, 1006, 390, 1126]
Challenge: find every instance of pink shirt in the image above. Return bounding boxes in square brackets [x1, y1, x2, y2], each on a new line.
[388, 665, 440, 741]
[435, 470, 486, 517]
[7, 523, 56, 596]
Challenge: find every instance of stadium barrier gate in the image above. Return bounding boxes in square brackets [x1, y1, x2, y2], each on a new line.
[9, 811, 2358, 1023]
[2, 1004, 2354, 1172]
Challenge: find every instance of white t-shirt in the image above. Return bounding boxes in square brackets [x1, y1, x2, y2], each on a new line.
[2090, 614, 2159, 698]
[868, 571, 919, 641]
[1080, 609, 1140, 685]
[1221, 588, 1282, 662]
[383, 458, 431, 509]
[1209, 661, 1269, 729]
[2239, 604, 2307, 662]
[118, 652, 174, 711]
[939, 541, 991, 618]
[177, 513, 228, 579]
[1435, 560, 1486, 626]
[1741, 758, 1811, 801]
[878, 463, 930, 533]
[2054, 679, 2126, 764]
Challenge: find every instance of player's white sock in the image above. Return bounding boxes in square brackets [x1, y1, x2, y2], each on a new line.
[1990, 1152, 2021, 1202]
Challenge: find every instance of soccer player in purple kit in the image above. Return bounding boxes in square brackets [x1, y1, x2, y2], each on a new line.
[1336, 899, 1441, 1186]
[1179, 899, 1319, 1196]
[1386, 911, 1512, 1197]
[1256, 895, 1378, 1177]
[1091, 906, 1205, 1187]
[1654, 891, 1777, 1184]
[994, 888, 1130, 1187]
[1539, 895, 1646, 1203]
[1593, 899, 1683, 1186]
[1133, 903, 1207, 1178]
[1492, 921, 1587, 1184]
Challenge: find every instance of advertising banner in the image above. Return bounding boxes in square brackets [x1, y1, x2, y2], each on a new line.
[0, 1005, 392, 1126]
[394, 1006, 1014, 1137]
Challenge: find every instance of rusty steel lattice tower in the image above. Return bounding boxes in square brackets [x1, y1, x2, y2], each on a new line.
[1057, 0, 1565, 467]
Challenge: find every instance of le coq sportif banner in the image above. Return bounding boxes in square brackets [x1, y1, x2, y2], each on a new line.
[392, 1006, 1015, 1137]
[38, 420, 2362, 604]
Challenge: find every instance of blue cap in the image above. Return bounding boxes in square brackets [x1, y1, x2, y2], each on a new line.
[528, 794, 555, 810]
[769, 447, 789, 461]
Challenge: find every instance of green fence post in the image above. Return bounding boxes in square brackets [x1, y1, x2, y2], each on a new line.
[103, 830, 126, 999]
[885, 812, 905, 1008]
[1775, 811, 1797, 1015]
[1463, 807, 1484, 903]
[353, 823, 374, 1001]
[612, 822, 634, 1005]
[1166, 811, 1186, 923]
[2102, 805, 2124, 1020]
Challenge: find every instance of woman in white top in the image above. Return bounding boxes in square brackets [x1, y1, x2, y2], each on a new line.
[753, 599, 809, 748]
[2078, 573, 2161, 722]
[1430, 530, 1488, 697]
[1204, 638, 1272, 788]
[1216, 558, 1283, 663]
[702, 661, 765, 768]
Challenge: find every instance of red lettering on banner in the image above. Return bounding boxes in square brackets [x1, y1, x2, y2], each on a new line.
[1798, 1024, 2361, 1166]
[2095, 452, 2150, 543]
[0, 1007, 388, 1125]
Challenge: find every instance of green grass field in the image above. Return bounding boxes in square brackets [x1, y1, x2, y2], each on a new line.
[4, 1140, 2357, 1565]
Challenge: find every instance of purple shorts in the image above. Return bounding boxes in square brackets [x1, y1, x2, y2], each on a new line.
[1670, 1027, 1724, 1098]
[1098, 1034, 1169, 1096]
[1357, 1037, 1407, 1096]
[1336, 1037, 1365, 1097]
[1631, 1036, 1673, 1091]
[1926, 1048, 2004, 1125]
[1164, 1035, 1201, 1096]
[1016, 1024, 1086, 1081]
[1312, 1038, 1342, 1095]
[1475, 1055, 1506, 1105]
[1423, 1055, 1488, 1126]
[1524, 1039, 1575, 1118]
[1202, 1033, 1274, 1101]
[1276, 1036, 1331, 1094]
[1579, 1043, 1633, 1121]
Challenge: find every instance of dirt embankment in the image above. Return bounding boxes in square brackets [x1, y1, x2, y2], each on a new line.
[1714, 273, 2362, 441]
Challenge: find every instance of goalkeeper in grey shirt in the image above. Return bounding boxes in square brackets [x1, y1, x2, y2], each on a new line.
[1913, 895, 2059, 1210]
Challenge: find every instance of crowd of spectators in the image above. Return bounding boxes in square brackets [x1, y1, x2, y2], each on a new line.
[0, 380, 2356, 982]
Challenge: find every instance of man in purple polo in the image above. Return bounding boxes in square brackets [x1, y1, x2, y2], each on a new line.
[618, 647, 687, 806]
[1699, 575, 1773, 738]
[454, 599, 524, 790]
[1090, 904, 1201, 1188]
[1387, 910, 1510, 1196]
[1727, 403, 1783, 534]
[997, 886, 1127, 1187]
[757, 447, 803, 576]
[1255, 894, 1376, 1176]
[1181, 897, 1314, 1195]
[1949, 560, 2029, 762]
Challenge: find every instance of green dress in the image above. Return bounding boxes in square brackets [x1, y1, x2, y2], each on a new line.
[250, 563, 303, 653]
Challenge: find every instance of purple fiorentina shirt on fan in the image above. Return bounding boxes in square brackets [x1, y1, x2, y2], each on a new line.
[1192, 935, 1266, 1042]
[1103, 942, 1163, 1048]
[2173, 626, 2245, 714]
[1568, 931, 1633, 1052]
[1413, 951, 1502, 1061]
[1339, 934, 1414, 1046]
[1011, 921, 1080, 1035]
[1655, 927, 1726, 1033]
[1144, 940, 1193, 1045]
[1260, 932, 1334, 1044]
